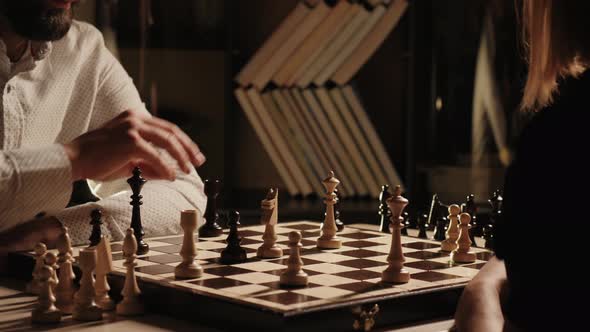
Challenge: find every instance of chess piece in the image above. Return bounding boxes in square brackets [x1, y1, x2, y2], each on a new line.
[116, 228, 144, 316]
[484, 190, 502, 250]
[441, 205, 461, 252]
[463, 194, 480, 238]
[31, 265, 62, 324]
[220, 210, 247, 264]
[433, 217, 448, 241]
[378, 185, 392, 233]
[199, 179, 223, 237]
[72, 248, 103, 321]
[400, 212, 409, 236]
[317, 171, 342, 249]
[175, 210, 204, 278]
[67, 179, 100, 207]
[55, 226, 76, 314]
[426, 194, 440, 231]
[26, 243, 47, 295]
[44, 252, 59, 290]
[334, 188, 344, 232]
[280, 231, 308, 287]
[89, 209, 103, 247]
[483, 224, 495, 250]
[257, 189, 283, 258]
[451, 213, 477, 263]
[381, 185, 410, 283]
[95, 237, 115, 311]
[417, 214, 428, 239]
[128, 167, 149, 255]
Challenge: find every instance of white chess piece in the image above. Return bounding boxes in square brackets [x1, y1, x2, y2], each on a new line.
[257, 188, 283, 258]
[317, 171, 342, 249]
[26, 243, 47, 295]
[44, 252, 59, 291]
[116, 228, 144, 316]
[280, 231, 308, 287]
[31, 265, 62, 324]
[441, 205, 461, 252]
[381, 185, 410, 284]
[95, 236, 115, 310]
[175, 210, 204, 279]
[451, 213, 477, 263]
[55, 226, 76, 314]
[72, 248, 103, 321]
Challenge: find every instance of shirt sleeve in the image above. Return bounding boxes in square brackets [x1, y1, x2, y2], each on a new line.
[0, 144, 73, 233]
[54, 25, 207, 245]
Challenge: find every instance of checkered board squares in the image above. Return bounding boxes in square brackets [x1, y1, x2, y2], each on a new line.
[66, 221, 493, 314]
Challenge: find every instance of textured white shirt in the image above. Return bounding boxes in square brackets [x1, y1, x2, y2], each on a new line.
[0, 21, 206, 245]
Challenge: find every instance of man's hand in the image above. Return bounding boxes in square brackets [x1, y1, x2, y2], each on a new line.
[0, 217, 63, 254]
[62, 110, 206, 182]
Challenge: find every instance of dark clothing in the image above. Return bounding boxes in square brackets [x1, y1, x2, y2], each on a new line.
[495, 70, 590, 330]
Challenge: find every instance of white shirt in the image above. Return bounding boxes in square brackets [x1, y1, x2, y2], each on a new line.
[0, 21, 206, 245]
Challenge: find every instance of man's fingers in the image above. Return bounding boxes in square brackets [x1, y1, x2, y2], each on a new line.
[144, 117, 206, 167]
[137, 125, 191, 173]
[134, 140, 176, 180]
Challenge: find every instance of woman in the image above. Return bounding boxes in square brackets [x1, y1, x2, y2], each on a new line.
[455, 1, 590, 331]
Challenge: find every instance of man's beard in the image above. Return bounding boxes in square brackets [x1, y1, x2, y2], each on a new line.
[0, 0, 74, 41]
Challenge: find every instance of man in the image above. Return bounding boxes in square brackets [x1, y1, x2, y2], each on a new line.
[0, 0, 207, 251]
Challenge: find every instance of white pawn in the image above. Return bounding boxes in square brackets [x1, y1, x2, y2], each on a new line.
[175, 210, 203, 279]
[451, 213, 477, 263]
[44, 252, 59, 290]
[72, 248, 103, 321]
[441, 204, 461, 252]
[116, 228, 144, 316]
[26, 243, 47, 295]
[381, 185, 410, 284]
[55, 226, 76, 314]
[31, 265, 62, 324]
[317, 171, 342, 249]
[257, 188, 283, 258]
[280, 231, 308, 287]
[95, 237, 115, 311]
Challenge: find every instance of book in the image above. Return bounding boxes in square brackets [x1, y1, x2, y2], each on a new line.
[290, 88, 357, 196]
[332, 0, 408, 84]
[296, 4, 368, 88]
[273, 0, 352, 86]
[234, 2, 310, 87]
[315, 87, 381, 197]
[314, 5, 387, 86]
[329, 87, 389, 188]
[234, 88, 299, 195]
[251, 1, 331, 90]
[303, 89, 370, 196]
[261, 92, 324, 196]
[246, 88, 315, 196]
[341, 85, 404, 189]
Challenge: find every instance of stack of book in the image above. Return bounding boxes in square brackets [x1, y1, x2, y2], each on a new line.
[234, 0, 408, 198]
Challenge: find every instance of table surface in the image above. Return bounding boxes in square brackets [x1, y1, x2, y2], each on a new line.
[0, 278, 454, 332]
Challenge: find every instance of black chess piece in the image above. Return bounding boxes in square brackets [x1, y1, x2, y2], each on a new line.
[483, 223, 495, 250]
[199, 179, 223, 238]
[334, 189, 344, 232]
[67, 180, 100, 207]
[128, 167, 149, 255]
[400, 212, 409, 236]
[89, 209, 103, 247]
[378, 185, 392, 233]
[484, 190, 502, 250]
[427, 194, 443, 231]
[417, 214, 428, 239]
[463, 194, 479, 236]
[220, 210, 247, 264]
[433, 217, 447, 241]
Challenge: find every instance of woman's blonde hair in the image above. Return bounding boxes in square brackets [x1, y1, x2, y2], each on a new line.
[521, 0, 590, 111]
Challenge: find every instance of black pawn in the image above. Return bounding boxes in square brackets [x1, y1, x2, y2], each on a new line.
[89, 209, 103, 247]
[334, 189, 344, 232]
[463, 194, 480, 236]
[128, 167, 149, 255]
[417, 214, 428, 239]
[433, 217, 447, 241]
[400, 212, 409, 236]
[483, 224, 495, 250]
[378, 185, 392, 233]
[199, 179, 223, 238]
[220, 210, 247, 264]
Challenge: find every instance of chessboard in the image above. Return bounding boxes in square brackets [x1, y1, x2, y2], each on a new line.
[10, 221, 493, 331]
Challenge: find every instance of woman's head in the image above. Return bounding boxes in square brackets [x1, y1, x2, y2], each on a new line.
[521, 0, 590, 111]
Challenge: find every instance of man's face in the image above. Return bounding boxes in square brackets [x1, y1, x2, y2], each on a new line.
[0, 0, 78, 41]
